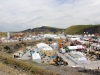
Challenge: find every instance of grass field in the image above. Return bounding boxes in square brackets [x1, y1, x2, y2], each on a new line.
[0, 62, 27, 75]
[65, 25, 100, 34]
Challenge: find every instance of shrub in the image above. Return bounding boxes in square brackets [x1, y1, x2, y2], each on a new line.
[4, 46, 10, 50]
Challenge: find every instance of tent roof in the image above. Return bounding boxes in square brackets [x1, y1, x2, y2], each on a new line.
[68, 38, 80, 41]
[68, 46, 78, 50]
[32, 52, 41, 59]
[37, 43, 53, 51]
[42, 47, 53, 51]
[68, 45, 86, 50]
[37, 43, 49, 48]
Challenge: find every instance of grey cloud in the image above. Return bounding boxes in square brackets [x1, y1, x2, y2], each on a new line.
[0, 0, 100, 31]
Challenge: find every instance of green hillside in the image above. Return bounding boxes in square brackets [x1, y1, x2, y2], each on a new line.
[22, 26, 64, 33]
[0, 32, 7, 38]
[41, 26, 61, 29]
[65, 25, 100, 34]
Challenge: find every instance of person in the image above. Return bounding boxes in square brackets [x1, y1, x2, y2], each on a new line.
[70, 42, 74, 46]
[62, 41, 65, 48]
[67, 57, 70, 60]
[98, 66, 99, 70]
[75, 62, 76, 66]
[14, 65, 17, 69]
[87, 57, 88, 60]
[19, 53, 20, 56]
[84, 66, 85, 69]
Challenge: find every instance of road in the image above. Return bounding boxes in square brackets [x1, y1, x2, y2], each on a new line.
[77, 60, 100, 69]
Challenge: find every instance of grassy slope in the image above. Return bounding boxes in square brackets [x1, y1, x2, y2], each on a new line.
[0, 52, 57, 75]
[0, 32, 7, 38]
[65, 25, 100, 34]
[41, 26, 62, 29]
[0, 62, 26, 75]
[22, 26, 63, 33]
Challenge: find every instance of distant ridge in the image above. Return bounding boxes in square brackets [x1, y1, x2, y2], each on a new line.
[2, 25, 99, 35]
[65, 25, 100, 34]
[22, 26, 64, 33]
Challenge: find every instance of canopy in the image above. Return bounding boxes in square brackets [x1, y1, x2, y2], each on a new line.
[37, 43, 49, 49]
[68, 46, 78, 50]
[32, 52, 41, 59]
[68, 38, 80, 41]
[42, 47, 53, 51]
[32, 52, 41, 63]
[78, 57, 87, 63]
[68, 45, 86, 50]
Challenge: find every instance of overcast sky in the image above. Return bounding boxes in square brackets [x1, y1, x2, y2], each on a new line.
[0, 0, 100, 31]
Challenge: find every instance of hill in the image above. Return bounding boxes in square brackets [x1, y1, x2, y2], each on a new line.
[65, 25, 100, 34]
[0, 32, 7, 38]
[0, 62, 26, 75]
[22, 26, 64, 33]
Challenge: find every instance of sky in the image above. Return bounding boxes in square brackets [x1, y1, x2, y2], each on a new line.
[0, 0, 100, 31]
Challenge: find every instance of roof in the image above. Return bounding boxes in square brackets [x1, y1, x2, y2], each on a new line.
[37, 43, 49, 48]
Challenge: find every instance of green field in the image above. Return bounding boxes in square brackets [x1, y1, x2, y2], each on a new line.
[65, 25, 100, 34]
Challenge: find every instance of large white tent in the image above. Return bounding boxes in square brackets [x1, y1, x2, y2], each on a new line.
[36, 43, 53, 55]
[32, 52, 41, 63]
[43, 34, 58, 38]
[53, 36, 60, 39]
[37, 43, 49, 49]
[42, 47, 53, 51]
[79, 40, 89, 44]
[70, 51, 87, 64]
[51, 42, 58, 50]
[68, 45, 86, 50]
[68, 46, 78, 50]
[78, 57, 87, 63]
[68, 38, 80, 41]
